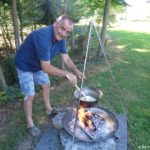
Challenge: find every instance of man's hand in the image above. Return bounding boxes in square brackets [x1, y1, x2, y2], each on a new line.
[75, 70, 86, 80]
[66, 73, 77, 85]
[61, 54, 86, 80]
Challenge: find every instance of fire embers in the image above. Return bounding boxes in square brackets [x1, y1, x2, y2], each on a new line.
[67, 107, 118, 142]
[78, 108, 96, 131]
[76, 107, 116, 141]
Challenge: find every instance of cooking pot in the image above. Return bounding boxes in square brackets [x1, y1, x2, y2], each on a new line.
[74, 87, 103, 108]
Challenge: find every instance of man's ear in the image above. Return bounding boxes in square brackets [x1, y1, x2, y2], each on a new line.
[53, 21, 58, 28]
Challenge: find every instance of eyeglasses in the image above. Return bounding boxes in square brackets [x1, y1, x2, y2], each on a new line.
[59, 26, 71, 36]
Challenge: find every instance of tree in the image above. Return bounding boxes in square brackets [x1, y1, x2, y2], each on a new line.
[0, 65, 7, 92]
[101, 0, 111, 47]
[0, 2, 13, 51]
[12, 0, 20, 50]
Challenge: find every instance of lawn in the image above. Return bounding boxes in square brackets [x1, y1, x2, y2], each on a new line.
[108, 24, 150, 149]
[0, 21, 150, 150]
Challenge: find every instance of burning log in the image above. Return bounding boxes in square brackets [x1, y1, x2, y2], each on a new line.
[80, 108, 116, 140]
[66, 107, 118, 142]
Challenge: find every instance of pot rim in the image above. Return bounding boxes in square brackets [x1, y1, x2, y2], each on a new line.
[74, 87, 103, 101]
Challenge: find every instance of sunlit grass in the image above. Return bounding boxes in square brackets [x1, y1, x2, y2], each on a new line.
[108, 27, 150, 149]
[111, 21, 150, 33]
[132, 48, 150, 53]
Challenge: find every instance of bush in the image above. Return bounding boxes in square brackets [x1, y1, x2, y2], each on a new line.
[0, 85, 23, 107]
[2, 55, 18, 85]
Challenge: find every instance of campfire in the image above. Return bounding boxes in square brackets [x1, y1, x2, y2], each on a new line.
[63, 106, 119, 142]
[78, 107, 95, 130]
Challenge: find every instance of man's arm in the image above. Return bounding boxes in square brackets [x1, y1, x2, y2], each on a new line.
[61, 54, 86, 80]
[41, 60, 77, 85]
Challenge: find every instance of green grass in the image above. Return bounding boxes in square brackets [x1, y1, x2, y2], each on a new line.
[0, 22, 150, 150]
[104, 29, 150, 149]
[91, 29, 150, 149]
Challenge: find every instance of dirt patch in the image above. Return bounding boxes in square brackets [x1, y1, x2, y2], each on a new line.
[0, 109, 9, 141]
[16, 135, 34, 150]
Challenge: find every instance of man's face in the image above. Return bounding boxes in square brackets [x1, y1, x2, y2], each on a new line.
[54, 19, 73, 41]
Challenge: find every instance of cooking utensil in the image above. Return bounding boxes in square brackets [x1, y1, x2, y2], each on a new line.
[74, 85, 87, 98]
[66, 74, 87, 98]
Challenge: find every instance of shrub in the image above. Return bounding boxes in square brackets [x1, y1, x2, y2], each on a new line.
[0, 85, 23, 107]
[2, 55, 18, 85]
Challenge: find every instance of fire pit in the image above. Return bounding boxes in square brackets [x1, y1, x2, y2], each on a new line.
[62, 106, 119, 142]
[35, 107, 127, 150]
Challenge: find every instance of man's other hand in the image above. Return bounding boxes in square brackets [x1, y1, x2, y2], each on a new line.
[66, 73, 77, 85]
[75, 70, 86, 80]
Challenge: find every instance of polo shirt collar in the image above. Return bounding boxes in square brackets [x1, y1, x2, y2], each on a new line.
[52, 25, 58, 43]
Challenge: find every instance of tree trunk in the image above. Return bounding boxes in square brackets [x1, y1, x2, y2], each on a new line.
[19, 23, 24, 42]
[1, 28, 8, 48]
[2, 10, 13, 50]
[4, 23, 13, 50]
[100, 0, 111, 47]
[0, 65, 7, 92]
[12, 0, 20, 50]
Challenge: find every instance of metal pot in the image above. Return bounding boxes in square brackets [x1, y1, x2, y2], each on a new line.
[74, 87, 103, 108]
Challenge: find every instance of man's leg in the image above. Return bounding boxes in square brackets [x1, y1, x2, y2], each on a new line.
[34, 70, 53, 114]
[17, 69, 35, 128]
[17, 69, 41, 136]
[41, 84, 53, 114]
[24, 96, 41, 137]
[24, 96, 34, 128]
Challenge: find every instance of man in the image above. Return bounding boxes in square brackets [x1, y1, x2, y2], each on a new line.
[15, 14, 85, 136]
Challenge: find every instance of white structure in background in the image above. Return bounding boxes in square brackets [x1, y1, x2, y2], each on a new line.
[124, 0, 150, 20]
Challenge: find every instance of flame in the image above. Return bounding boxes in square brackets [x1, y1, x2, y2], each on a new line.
[78, 108, 85, 128]
[87, 119, 93, 130]
[78, 107, 94, 129]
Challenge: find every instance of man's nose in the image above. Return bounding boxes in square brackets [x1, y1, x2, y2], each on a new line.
[62, 31, 68, 37]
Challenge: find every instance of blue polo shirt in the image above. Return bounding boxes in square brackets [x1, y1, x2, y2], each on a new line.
[15, 25, 67, 72]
